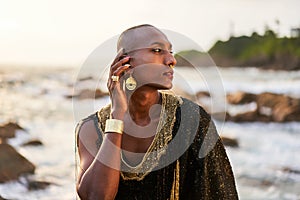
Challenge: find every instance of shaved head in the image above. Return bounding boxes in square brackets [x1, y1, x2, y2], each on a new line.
[117, 24, 168, 53]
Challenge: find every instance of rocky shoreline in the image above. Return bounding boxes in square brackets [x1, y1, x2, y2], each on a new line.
[1, 68, 300, 198]
[225, 91, 300, 122]
[68, 84, 300, 123]
[0, 122, 51, 195]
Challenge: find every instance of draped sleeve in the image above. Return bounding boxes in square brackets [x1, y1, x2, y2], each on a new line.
[179, 99, 238, 200]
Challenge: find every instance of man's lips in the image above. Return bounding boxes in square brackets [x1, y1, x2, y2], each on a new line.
[163, 71, 174, 79]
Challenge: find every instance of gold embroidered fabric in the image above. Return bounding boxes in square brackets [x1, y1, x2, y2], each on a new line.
[96, 91, 182, 181]
[75, 92, 239, 199]
[170, 160, 180, 200]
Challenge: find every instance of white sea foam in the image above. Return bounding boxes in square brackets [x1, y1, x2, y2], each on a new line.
[0, 66, 299, 199]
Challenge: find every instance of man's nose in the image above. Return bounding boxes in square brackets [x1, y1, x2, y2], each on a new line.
[164, 52, 177, 67]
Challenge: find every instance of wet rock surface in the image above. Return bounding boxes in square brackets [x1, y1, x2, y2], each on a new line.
[27, 180, 52, 191]
[202, 91, 300, 122]
[65, 88, 108, 99]
[221, 136, 239, 148]
[21, 139, 43, 147]
[0, 144, 35, 183]
[281, 166, 300, 174]
[227, 91, 256, 105]
[0, 122, 25, 143]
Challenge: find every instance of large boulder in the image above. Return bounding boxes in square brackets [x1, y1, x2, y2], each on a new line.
[227, 91, 257, 104]
[226, 92, 300, 122]
[256, 92, 287, 108]
[256, 92, 300, 122]
[0, 144, 35, 183]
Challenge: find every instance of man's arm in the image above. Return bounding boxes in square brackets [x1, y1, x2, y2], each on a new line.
[76, 119, 122, 200]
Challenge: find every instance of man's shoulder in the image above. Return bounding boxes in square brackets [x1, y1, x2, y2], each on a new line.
[179, 96, 211, 121]
[79, 112, 98, 123]
[77, 104, 111, 127]
[75, 104, 111, 136]
[75, 113, 98, 136]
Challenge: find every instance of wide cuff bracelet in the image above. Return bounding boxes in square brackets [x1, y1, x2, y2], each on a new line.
[105, 119, 124, 134]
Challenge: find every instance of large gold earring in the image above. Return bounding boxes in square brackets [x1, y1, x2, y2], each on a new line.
[125, 72, 137, 91]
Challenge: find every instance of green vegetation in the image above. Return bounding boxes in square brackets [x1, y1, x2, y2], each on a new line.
[176, 29, 300, 70]
[174, 50, 214, 67]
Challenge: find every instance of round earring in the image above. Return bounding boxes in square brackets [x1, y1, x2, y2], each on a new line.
[125, 71, 137, 91]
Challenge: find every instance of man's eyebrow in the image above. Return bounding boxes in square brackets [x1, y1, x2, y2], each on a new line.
[150, 42, 172, 49]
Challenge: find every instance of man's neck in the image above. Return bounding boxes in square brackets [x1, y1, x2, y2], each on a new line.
[128, 88, 161, 123]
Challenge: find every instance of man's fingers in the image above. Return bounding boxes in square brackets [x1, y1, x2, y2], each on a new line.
[110, 57, 131, 76]
[113, 64, 131, 77]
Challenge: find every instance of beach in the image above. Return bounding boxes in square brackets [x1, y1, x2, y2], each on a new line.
[0, 66, 300, 199]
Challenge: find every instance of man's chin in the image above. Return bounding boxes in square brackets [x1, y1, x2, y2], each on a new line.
[152, 83, 173, 90]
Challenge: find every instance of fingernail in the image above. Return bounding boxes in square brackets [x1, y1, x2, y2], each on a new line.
[124, 64, 131, 67]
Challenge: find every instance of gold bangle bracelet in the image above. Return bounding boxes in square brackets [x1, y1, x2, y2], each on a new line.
[105, 119, 124, 134]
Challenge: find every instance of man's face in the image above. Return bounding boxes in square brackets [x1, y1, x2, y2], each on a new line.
[122, 27, 177, 90]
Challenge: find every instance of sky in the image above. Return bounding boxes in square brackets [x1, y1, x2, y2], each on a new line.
[0, 0, 299, 67]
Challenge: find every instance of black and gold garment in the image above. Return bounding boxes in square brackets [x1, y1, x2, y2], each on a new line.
[75, 92, 238, 200]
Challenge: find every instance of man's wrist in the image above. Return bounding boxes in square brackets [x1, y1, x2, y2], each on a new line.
[110, 110, 125, 120]
[105, 119, 124, 134]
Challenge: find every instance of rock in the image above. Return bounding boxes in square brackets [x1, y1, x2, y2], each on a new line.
[66, 88, 108, 100]
[221, 136, 239, 148]
[40, 88, 48, 95]
[21, 139, 43, 147]
[228, 110, 256, 122]
[4, 122, 24, 131]
[239, 176, 275, 188]
[226, 92, 300, 122]
[27, 180, 52, 190]
[78, 76, 94, 82]
[260, 180, 273, 187]
[0, 195, 9, 200]
[257, 92, 286, 108]
[196, 91, 211, 99]
[0, 122, 25, 142]
[257, 92, 300, 122]
[212, 112, 231, 121]
[64, 94, 73, 99]
[93, 89, 108, 99]
[281, 166, 300, 174]
[0, 144, 35, 183]
[227, 91, 257, 105]
[227, 110, 271, 123]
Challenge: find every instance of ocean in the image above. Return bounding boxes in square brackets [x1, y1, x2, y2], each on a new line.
[0, 66, 299, 200]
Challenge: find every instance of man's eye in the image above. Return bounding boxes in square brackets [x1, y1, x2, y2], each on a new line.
[152, 48, 162, 53]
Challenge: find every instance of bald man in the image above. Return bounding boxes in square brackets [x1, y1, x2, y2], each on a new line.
[75, 24, 238, 200]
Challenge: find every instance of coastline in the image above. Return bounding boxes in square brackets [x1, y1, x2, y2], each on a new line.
[0, 66, 299, 199]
